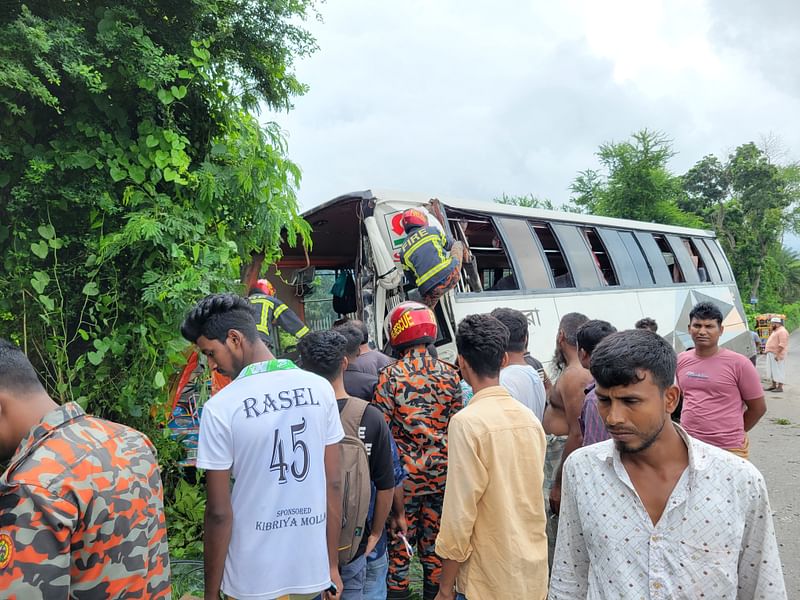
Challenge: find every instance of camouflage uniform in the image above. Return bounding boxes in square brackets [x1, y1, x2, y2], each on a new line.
[374, 346, 462, 600]
[0, 402, 171, 598]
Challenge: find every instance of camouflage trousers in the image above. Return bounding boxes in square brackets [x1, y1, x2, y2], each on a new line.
[387, 491, 443, 600]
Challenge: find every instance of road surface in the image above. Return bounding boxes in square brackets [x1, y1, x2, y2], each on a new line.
[750, 331, 800, 597]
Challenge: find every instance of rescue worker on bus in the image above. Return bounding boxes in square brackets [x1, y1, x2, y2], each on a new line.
[247, 279, 310, 348]
[398, 209, 469, 308]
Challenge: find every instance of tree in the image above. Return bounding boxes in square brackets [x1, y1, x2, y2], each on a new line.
[681, 143, 800, 301]
[495, 192, 557, 210]
[0, 3, 313, 447]
[569, 129, 702, 227]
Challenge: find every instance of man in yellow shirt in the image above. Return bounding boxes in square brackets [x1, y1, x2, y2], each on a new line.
[434, 314, 548, 600]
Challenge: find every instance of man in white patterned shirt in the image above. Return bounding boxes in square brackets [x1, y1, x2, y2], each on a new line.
[549, 329, 786, 600]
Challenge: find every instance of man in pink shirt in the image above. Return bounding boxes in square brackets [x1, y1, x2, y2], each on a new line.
[677, 301, 766, 460]
[765, 317, 789, 393]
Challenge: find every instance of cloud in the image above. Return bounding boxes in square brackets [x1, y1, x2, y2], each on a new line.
[266, 0, 800, 212]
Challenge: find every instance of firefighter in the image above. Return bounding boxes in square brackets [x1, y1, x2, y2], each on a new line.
[398, 209, 469, 308]
[247, 279, 309, 348]
[373, 302, 463, 600]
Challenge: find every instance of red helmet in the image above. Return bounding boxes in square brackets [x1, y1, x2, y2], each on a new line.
[388, 301, 437, 347]
[401, 208, 428, 232]
[253, 278, 275, 296]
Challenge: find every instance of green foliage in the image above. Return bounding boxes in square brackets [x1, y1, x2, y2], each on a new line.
[0, 1, 316, 556]
[570, 129, 703, 227]
[166, 479, 206, 559]
[681, 142, 800, 301]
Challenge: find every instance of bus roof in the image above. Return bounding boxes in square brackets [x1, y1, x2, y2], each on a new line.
[304, 189, 717, 238]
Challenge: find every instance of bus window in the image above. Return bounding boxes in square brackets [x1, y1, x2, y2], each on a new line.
[302, 269, 340, 330]
[702, 238, 735, 283]
[529, 222, 574, 288]
[678, 237, 712, 282]
[616, 231, 655, 285]
[581, 227, 619, 286]
[691, 237, 721, 283]
[495, 217, 552, 289]
[634, 232, 673, 284]
[597, 228, 643, 286]
[665, 234, 700, 284]
[653, 234, 684, 283]
[551, 224, 604, 289]
[444, 209, 518, 293]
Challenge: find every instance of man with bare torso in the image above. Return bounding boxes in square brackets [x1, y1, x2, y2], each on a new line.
[541, 312, 591, 568]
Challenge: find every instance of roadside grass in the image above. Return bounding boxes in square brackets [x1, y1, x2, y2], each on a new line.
[773, 417, 792, 425]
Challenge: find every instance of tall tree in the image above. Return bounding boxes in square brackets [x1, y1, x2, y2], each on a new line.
[494, 192, 557, 210]
[0, 2, 314, 424]
[681, 143, 800, 301]
[569, 129, 702, 227]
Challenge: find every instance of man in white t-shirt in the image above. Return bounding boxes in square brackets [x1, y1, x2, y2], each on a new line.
[181, 293, 344, 600]
[491, 307, 546, 421]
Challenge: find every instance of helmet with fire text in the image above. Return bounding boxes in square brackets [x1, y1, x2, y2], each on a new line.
[252, 278, 276, 297]
[400, 208, 428, 232]
[387, 301, 437, 348]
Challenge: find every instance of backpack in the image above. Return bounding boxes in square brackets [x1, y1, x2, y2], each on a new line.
[332, 270, 357, 316]
[337, 397, 372, 565]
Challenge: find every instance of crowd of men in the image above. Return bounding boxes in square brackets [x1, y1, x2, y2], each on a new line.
[0, 294, 790, 599]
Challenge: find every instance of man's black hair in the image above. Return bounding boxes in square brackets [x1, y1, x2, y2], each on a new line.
[560, 312, 589, 346]
[634, 317, 658, 333]
[576, 319, 617, 356]
[0, 339, 46, 394]
[180, 293, 259, 344]
[456, 314, 509, 378]
[490, 307, 529, 353]
[688, 301, 723, 326]
[333, 322, 363, 359]
[590, 329, 676, 392]
[298, 330, 347, 382]
[353, 320, 370, 345]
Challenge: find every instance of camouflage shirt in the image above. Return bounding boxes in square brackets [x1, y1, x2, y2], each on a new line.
[374, 346, 462, 495]
[0, 402, 171, 598]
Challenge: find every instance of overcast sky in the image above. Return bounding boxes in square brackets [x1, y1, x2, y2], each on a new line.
[266, 0, 800, 214]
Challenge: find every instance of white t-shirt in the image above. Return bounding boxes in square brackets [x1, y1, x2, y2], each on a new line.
[500, 364, 546, 422]
[197, 359, 344, 599]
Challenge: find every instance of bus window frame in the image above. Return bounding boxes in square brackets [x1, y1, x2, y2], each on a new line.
[634, 231, 674, 284]
[665, 234, 700, 284]
[617, 230, 656, 285]
[702, 238, 735, 283]
[596, 228, 642, 287]
[528, 221, 575, 289]
[551, 223, 602, 289]
[686, 236, 720, 283]
[494, 217, 552, 290]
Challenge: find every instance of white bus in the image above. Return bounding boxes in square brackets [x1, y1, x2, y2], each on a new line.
[271, 189, 754, 365]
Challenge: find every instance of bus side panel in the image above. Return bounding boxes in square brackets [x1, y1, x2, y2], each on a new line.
[448, 283, 753, 371]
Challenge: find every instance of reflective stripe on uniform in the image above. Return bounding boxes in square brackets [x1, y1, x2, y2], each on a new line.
[273, 304, 288, 318]
[296, 326, 310, 337]
[403, 231, 451, 286]
[249, 296, 274, 335]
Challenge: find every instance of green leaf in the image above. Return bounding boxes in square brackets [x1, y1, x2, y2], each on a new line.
[110, 165, 126, 182]
[163, 167, 177, 182]
[87, 350, 104, 366]
[178, 69, 193, 79]
[82, 281, 100, 296]
[38, 294, 55, 312]
[153, 371, 166, 388]
[128, 165, 146, 184]
[38, 224, 55, 240]
[154, 151, 169, 169]
[145, 134, 159, 148]
[171, 85, 187, 99]
[30, 271, 50, 294]
[138, 78, 156, 91]
[75, 152, 96, 169]
[48, 237, 64, 249]
[192, 244, 200, 262]
[0, 173, 10, 188]
[157, 89, 174, 105]
[77, 329, 90, 341]
[30, 241, 49, 259]
[75, 396, 89, 409]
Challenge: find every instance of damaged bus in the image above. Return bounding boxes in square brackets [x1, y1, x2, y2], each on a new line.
[268, 189, 754, 365]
